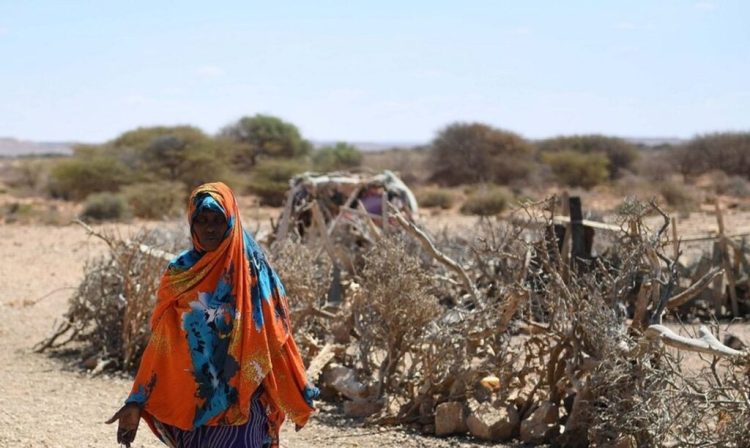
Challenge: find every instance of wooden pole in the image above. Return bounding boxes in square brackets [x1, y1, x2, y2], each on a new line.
[715, 202, 739, 316]
[671, 216, 679, 261]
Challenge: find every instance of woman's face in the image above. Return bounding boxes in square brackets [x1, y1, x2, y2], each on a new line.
[193, 209, 228, 252]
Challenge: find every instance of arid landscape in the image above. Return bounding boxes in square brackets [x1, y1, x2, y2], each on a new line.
[2, 182, 750, 446]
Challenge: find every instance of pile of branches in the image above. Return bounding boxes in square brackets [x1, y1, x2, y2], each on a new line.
[36, 222, 183, 372]
[273, 198, 750, 446]
[39, 200, 750, 446]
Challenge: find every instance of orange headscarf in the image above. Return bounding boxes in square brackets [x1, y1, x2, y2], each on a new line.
[126, 182, 315, 441]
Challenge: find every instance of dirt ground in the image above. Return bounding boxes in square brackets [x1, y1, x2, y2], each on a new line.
[2, 203, 750, 447]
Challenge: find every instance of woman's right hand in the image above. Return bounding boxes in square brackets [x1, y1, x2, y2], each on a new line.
[105, 403, 141, 447]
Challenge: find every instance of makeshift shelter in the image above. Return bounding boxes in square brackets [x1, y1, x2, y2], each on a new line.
[273, 170, 419, 244]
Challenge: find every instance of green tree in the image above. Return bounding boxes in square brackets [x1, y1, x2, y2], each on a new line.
[542, 150, 610, 189]
[112, 126, 231, 188]
[312, 142, 363, 171]
[536, 135, 638, 179]
[429, 122, 535, 186]
[220, 114, 311, 169]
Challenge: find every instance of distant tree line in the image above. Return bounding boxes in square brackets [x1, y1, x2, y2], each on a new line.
[42, 112, 750, 219]
[49, 115, 364, 216]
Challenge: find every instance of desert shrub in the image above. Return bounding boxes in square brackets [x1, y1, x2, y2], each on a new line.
[542, 150, 610, 188]
[673, 132, 750, 178]
[460, 186, 510, 216]
[416, 187, 455, 209]
[49, 153, 132, 200]
[312, 142, 363, 172]
[704, 170, 750, 197]
[353, 236, 441, 398]
[4, 158, 55, 194]
[269, 241, 333, 356]
[122, 181, 187, 219]
[80, 192, 130, 221]
[658, 180, 698, 211]
[248, 158, 310, 206]
[537, 134, 638, 179]
[361, 146, 430, 185]
[430, 122, 536, 186]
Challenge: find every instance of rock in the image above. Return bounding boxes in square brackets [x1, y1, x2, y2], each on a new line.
[434, 401, 468, 436]
[421, 424, 435, 435]
[479, 375, 501, 391]
[343, 399, 382, 418]
[466, 400, 519, 441]
[520, 401, 559, 444]
[322, 364, 368, 400]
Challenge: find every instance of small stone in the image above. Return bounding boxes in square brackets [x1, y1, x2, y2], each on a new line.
[435, 401, 468, 436]
[466, 400, 519, 441]
[520, 401, 559, 444]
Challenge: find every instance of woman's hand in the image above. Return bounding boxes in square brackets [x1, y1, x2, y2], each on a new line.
[105, 403, 141, 447]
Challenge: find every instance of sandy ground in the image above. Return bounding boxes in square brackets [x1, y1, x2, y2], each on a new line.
[0, 223, 502, 448]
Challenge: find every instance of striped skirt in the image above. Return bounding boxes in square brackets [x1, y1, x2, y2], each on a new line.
[153, 389, 272, 448]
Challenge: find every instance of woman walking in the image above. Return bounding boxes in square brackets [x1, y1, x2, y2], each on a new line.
[108, 182, 318, 447]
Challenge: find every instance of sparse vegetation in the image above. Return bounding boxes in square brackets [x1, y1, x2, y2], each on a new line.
[416, 187, 455, 209]
[430, 122, 535, 186]
[312, 142, 363, 172]
[459, 185, 510, 215]
[248, 158, 310, 206]
[122, 181, 187, 219]
[542, 150, 610, 188]
[80, 192, 130, 221]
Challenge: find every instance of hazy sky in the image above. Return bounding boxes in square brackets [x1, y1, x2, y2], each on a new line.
[0, 1, 747, 143]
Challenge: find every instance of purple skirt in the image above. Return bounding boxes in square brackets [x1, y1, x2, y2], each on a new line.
[153, 389, 272, 448]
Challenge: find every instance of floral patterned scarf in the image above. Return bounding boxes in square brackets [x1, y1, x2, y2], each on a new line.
[126, 182, 316, 443]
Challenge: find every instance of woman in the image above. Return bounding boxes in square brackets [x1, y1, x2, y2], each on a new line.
[107, 182, 318, 447]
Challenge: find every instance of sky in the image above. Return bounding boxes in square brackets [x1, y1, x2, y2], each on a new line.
[0, 0, 748, 143]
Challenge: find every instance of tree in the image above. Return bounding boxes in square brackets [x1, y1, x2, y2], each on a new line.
[542, 150, 610, 189]
[312, 142, 363, 171]
[673, 132, 750, 179]
[220, 114, 311, 169]
[111, 126, 231, 188]
[429, 122, 535, 186]
[536, 135, 638, 180]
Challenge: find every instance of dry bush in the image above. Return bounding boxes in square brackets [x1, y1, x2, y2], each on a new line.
[80, 192, 131, 221]
[122, 181, 187, 219]
[658, 180, 700, 212]
[460, 185, 510, 216]
[36, 226, 183, 371]
[415, 187, 455, 210]
[361, 147, 430, 186]
[353, 236, 442, 399]
[269, 240, 333, 354]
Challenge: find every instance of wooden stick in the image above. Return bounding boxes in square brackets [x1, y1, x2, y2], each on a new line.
[645, 324, 745, 358]
[275, 186, 298, 242]
[716, 202, 739, 316]
[388, 204, 480, 304]
[326, 186, 363, 236]
[667, 267, 725, 309]
[305, 343, 337, 379]
[311, 201, 339, 265]
[671, 216, 679, 261]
